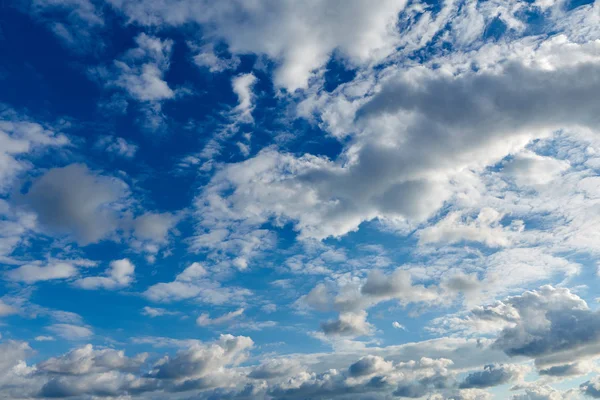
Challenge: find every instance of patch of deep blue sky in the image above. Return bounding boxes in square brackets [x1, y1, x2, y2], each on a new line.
[1, 0, 598, 361]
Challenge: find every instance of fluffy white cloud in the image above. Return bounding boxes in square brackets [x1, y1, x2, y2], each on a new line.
[149, 334, 253, 380]
[75, 258, 135, 290]
[5, 259, 95, 284]
[418, 208, 513, 248]
[194, 38, 600, 245]
[110, 0, 408, 91]
[502, 151, 570, 186]
[144, 262, 252, 304]
[38, 344, 147, 375]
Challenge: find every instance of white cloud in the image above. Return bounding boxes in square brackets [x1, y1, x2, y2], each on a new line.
[194, 38, 600, 243]
[75, 259, 135, 290]
[231, 73, 257, 124]
[418, 208, 513, 248]
[144, 262, 251, 305]
[0, 109, 69, 194]
[34, 336, 55, 342]
[191, 43, 240, 73]
[392, 321, 406, 330]
[6, 262, 79, 284]
[321, 310, 374, 337]
[113, 33, 174, 102]
[502, 151, 570, 186]
[141, 306, 179, 318]
[196, 308, 244, 327]
[110, 0, 408, 91]
[94, 135, 138, 158]
[47, 324, 93, 340]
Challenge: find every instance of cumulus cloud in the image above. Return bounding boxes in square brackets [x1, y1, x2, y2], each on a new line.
[74, 259, 135, 290]
[502, 151, 570, 186]
[110, 0, 408, 91]
[38, 344, 147, 375]
[194, 44, 600, 243]
[149, 334, 253, 380]
[144, 262, 251, 305]
[459, 364, 527, 389]
[418, 208, 513, 248]
[321, 310, 374, 337]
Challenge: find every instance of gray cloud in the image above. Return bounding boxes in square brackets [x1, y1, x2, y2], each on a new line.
[21, 164, 127, 245]
[459, 364, 525, 389]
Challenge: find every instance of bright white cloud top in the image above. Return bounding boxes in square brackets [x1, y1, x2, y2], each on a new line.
[1, 0, 600, 399]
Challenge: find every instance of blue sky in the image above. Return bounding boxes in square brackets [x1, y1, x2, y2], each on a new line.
[1, 0, 600, 399]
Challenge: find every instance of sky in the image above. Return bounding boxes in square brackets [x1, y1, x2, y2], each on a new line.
[1, 0, 600, 399]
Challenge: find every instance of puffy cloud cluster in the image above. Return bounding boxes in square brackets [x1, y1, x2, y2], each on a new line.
[75, 258, 135, 290]
[144, 262, 252, 305]
[109, 0, 408, 91]
[191, 37, 600, 251]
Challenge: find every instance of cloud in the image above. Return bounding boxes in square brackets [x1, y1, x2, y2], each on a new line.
[110, 0, 408, 91]
[231, 73, 257, 124]
[34, 336, 55, 342]
[538, 361, 594, 377]
[491, 286, 600, 367]
[6, 261, 86, 284]
[141, 306, 179, 318]
[94, 135, 138, 158]
[74, 259, 135, 290]
[418, 208, 513, 248]
[144, 262, 252, 304]
[191, 43, 240, 73]
[392, 321, 406, 330]
[0, 108, 69, 194]
[38, 344, 147, 375]
[29, 0, 104, 51]
[0, 299, 17, 317]
[581, 377, 600, 398]
[129, 212, 179, 244]
[511, 384, 574, 400]
[196, 308, 245, 327]
[321, 311, 374, 337]
[248, 358, 304, 380]
[149, 334, 253, 380]
[348, 355, 393, 377]
[112, 33, 175, 102]
[21, 163, 128, 245]
[195, 45, 600, 242]
[502, 151, 570, 186]
[459, 364, 527, 389]
[47, 324, 93, 340]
